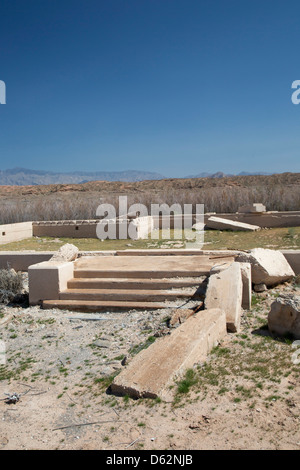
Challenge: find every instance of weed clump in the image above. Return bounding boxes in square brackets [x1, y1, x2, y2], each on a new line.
[0, 268, 24, 303]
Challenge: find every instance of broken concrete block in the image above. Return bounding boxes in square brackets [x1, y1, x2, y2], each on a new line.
[206, 216, 260, 231]
[239, 262, 252, 310]
[268, 295, 300, 339]
[205, 262, 243, 332]
[109, 308, 227, 399]
[238, 203, 266, 213]
[192, 222, 205, 231]
[237, 248, 295, 287]
[50, 243, 79, 262]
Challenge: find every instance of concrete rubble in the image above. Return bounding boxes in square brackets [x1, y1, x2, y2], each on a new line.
[268, 295, 300, 339]
[237, 248, 295, 287]
[50, 243, 79, 262]
[24, 246, 300, 400]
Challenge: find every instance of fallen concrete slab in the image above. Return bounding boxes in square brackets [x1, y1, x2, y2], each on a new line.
[205, 262, 243, 332]
[237, 248, 295, 286]
[109, 308, 226, 399]
[205, 216, 261, 231]
[268, 295, 300, 339]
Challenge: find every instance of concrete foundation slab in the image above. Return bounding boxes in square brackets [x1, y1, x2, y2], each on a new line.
[109, 308, 227, 399]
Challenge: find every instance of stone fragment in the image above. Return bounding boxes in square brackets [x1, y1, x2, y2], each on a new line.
[254, 283, 267, 292]
[237, 248, 295, 287]
[92, 339, 110, 348]
[268, 295, 300, 339]
[50, 243, 79, 262]
[206, 216, 260, 231]
[169, 308, 195, 327]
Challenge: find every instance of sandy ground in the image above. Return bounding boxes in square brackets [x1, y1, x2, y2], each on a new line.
[0, 277, 299, 451]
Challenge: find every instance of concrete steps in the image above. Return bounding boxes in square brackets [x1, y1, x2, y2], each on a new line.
[41, 254, 221, 312]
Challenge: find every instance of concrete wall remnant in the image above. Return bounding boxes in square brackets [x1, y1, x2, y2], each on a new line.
[0, 222, 33, 245]
[238, 203, 266, 213]
[28, 260, 74, 305]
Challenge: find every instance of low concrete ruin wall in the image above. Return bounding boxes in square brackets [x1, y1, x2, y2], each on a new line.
[152, 211, 300, 230]
[33, 216, 153, 240]
[0, 251, 55, 271]
[0, 222, 33, 245]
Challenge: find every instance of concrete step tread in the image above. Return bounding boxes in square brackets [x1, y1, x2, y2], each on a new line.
[73, 269, 211, 278]
[42, 299, 170, 311]
[68, 277, 205, 290]
[62, 287, 200, 294]
[59, 287, 203, 302]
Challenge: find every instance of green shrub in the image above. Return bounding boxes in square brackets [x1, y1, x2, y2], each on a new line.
[0, 269, 23, 303]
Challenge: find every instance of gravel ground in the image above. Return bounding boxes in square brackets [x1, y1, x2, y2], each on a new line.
[0, 274, 299, 451]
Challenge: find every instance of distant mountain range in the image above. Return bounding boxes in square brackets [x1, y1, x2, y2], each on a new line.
[0, 168, 166, 185]
[0, 167, 274, 186]
[185, 171, 273, 178]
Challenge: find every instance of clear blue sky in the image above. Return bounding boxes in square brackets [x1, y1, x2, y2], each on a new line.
[0, 0, 299, 177]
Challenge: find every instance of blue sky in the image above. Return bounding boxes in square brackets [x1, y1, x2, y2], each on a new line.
[0, 0, 299, 177]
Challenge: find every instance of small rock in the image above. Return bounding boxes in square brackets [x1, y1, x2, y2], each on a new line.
[121, 356, 127, 366]
[254, 283, 267, 292]
[268, 294, 300, 339]
[92, 340, 110, 348]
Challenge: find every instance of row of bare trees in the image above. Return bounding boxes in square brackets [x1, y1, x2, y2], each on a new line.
[0, 184, 299, 225]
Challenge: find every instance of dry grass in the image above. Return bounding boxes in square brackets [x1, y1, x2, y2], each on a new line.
[0, 227, 299, 252]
